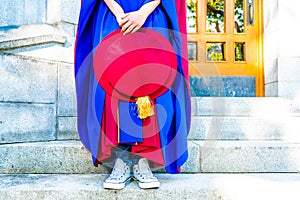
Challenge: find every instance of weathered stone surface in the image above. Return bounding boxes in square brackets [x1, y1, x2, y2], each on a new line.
[61, 0, 80, 24]
[1, 174, 300, 200]
[60, 22, 76, 41]
[278, 82, 300, 99]
[0, 0, 46, 27]
[189, 116, 300, 141]
[265, 82, 278, 97]
[57, 117, 79, 140]
[47, 0, 80, 24]
[0, 24, 67, 52]
[0, 103, 56, 144]
[2, 140, 300, 174]
[181, 141, 201, 173]
[278, 1, 300, 57]
[58, 63, 77, 117]
[0, 140, 199, 174]
[278, 57, 300, 82]
[0, 35, 66, 51]
[264, 58, 278, 85]
[0, 54, 57, 103]
[264, 0, 279, 85]
[0, 141, 106, 174]
[23, 0, 47, 25]
[46, 0, 62, 24]
[46, 0, 79, 40]
[15, 46, 73, 63]
[0, 24, 66, 51]
[200, 141, 300, 173]
[191, 97, 300, 116]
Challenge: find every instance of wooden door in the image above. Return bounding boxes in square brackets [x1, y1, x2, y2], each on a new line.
[187, 0, 264, 96]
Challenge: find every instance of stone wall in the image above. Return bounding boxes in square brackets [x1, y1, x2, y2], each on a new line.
[264, 0, 279, 97]
[0, 54, 57, 143]
[47, 0, 80, 41]
[277, 0, 300, 99]
[264, 0, 300, 99]
[0, 0, 80, 41]
[0, 0, 47, 27]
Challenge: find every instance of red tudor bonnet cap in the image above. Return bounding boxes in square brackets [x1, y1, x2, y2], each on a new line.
[93, 28, 177, 102]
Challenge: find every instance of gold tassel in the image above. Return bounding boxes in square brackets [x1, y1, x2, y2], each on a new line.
[136, 96, 154, 119]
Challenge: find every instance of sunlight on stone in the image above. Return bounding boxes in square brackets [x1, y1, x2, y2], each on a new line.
[238, 98, 300, 141]
[281, 117, 300, 141]
[240, 117, 275, 140]
[289, 145, 300, 171]
[215, 175, 300, 200]
[252, 100, 292, 122]
[47, 0, 62, 23]
[294, 90, 300, 106]
[250, 100, 292, 135]
[17, 46, 74, 63]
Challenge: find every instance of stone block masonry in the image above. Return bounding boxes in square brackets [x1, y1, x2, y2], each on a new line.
[0, 0, 46, 27]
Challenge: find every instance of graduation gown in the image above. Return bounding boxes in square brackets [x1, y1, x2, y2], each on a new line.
[75, 0, 191, 174]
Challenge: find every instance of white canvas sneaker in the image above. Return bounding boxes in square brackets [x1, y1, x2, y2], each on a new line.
[103, 158, 131, 190]
[133, 158, 160, 189]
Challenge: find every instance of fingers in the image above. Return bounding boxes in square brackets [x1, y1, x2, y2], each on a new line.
[121, 16, 137, 34]
[121, 20, 131, 33]
[118, 13, 129, 27]
[131, 26, 140, 33]
[120, 12, 143, 35]
[122, 24, 139, 35]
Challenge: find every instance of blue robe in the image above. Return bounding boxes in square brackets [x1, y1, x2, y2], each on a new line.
[75, 0, 191, 174]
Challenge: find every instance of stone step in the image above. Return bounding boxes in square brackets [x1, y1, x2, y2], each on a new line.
[189, 116, 300, 141]
[0, 24, 67, 52]
[191, 97, 300, 116]
[47, 98, 300, 142]
[189, 97, 300, 140]
[1, 140, 300, 174]
[198, 141, 300, 173]
[56, 113, 300, 142]
[0, 141, 200, 174]
[14, 45, 74, 63]
[0, 141, 106, 174]
[56, 115, 300, 141]
[1, 173, 300, 200]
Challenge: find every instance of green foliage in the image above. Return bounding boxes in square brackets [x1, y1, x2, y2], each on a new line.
[234, 0, 244, 33]
[235, 43, 245, 61]
[206, 0, 225, 32]
[187, 0, 197, 29]
[207, 43, 225, 61]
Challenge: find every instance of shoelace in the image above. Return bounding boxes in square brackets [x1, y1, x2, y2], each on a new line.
[135, 168, 157, 180]
[139, 173, 156, 180]
[107, 169, 127, 180]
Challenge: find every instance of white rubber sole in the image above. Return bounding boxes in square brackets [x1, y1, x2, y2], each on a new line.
[137, 180, 160, 189]
[103, 177, 131, 190]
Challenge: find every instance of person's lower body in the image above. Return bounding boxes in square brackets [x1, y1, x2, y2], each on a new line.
[103, 144, 160, 190]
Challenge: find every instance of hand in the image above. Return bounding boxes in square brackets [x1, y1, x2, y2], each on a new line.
[115, 13, 129, 28]
[119, 10, 148, 35]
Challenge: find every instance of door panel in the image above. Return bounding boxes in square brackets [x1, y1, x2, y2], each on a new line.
[187, 0, 264, 96]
